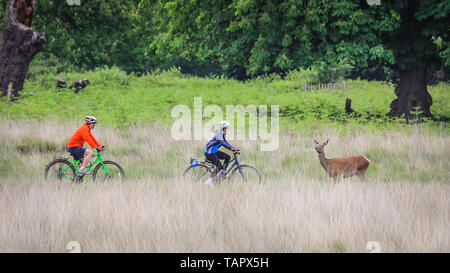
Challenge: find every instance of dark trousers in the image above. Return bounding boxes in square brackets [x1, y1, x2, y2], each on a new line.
[205, 151, 230, 175]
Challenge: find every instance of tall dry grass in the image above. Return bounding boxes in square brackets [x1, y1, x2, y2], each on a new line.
[0, 120, 449, 252]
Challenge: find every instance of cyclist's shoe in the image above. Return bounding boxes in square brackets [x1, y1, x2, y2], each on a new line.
[205, 177, 213, 185]
[217, 171, 226, 181]
[79, 167, 89, 175]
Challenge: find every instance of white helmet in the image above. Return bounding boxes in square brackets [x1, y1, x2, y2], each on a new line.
[85, 116, 97, 124]
[219, 120, 230, 129]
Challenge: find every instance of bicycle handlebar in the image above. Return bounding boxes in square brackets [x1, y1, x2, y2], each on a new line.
[96, 145, 106, 153]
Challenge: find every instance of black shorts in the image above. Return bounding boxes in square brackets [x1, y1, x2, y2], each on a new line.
[67, 146, 86, 161]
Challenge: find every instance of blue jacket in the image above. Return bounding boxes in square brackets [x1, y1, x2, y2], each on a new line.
[204, 130, 233, 154]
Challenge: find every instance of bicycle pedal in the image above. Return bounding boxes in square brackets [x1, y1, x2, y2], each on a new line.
[75, 176, 84, 183]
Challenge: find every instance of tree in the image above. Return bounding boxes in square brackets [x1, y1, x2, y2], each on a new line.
[382, 1, 449, 118]
[146, 0, 449, 118]
[27, 0, 155, 73]
[0, 0, 45, 97]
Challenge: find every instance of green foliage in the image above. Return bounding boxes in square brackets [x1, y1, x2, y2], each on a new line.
[26, 54, 79, 81]
[27, 0, 157, 73]
[2, 0, 448, 80]
[1, 68, 448, 135]
[284, 69, 317, 85]
[313, 61, 354, 83]
[143, 0, 448, 78]
[93, 66, 132, 86]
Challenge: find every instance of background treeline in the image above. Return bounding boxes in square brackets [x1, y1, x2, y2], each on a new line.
[0, 0, 448, 82]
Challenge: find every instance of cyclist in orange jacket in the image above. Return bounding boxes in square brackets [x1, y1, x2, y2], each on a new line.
[67, 116, 103, 174]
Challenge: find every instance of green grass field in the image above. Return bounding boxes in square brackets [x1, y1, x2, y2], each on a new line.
[1, 67, 449, 133]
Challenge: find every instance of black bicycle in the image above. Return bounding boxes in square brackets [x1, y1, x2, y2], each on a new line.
[183, 151, 261, 184]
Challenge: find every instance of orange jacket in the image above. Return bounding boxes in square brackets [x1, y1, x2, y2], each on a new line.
[67, 123, 100, 149]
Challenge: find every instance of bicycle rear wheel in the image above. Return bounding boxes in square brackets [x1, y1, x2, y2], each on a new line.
[92, 161, 125, 182]
[183, 164, 213, 183]
[230, 165, 262, 184]
[45, 158, 77, 182]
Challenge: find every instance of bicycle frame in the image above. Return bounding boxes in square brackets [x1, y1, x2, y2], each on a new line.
[60, 151, 109, 180]
[212, 153, 241, 176]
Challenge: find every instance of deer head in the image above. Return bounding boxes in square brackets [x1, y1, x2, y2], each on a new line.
[314, 139, 329, 153]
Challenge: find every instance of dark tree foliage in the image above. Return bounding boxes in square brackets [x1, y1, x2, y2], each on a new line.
[0, 0, 448, 117]
[31, 0, 148, 72]
[145, 0, 449, 117]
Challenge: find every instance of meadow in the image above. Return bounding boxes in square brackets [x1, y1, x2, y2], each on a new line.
[1, 67, 449, 132]
[0, 120, 449, 252]
[0, 68, 449, 252]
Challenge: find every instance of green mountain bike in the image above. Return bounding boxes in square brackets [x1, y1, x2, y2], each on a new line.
[45, 146, 125, 183]
[183, 151, 261, 184]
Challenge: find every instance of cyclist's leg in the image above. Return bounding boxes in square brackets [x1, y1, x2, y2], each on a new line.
[205, 152, 222, 176]
[216, 151, 230, 169]
[81, 149, 93, 169]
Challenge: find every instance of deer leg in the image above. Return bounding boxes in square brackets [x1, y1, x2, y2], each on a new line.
[332, 175, 338, 184]
[357, 172, 367, 182]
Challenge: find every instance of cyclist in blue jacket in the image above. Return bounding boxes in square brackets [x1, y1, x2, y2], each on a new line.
[204, 121, 238, 183]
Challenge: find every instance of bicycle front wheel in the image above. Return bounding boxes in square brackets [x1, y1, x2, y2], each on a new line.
[92, 161, 125, 182]
[183, 164, 213, 183]
[230, 165, 262, 184]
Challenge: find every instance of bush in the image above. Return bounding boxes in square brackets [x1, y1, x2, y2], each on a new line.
[26, 54, 78, 81]
[313, 61, 353, 83]
[93, 66, 132, 86]
[285, 69, 317, 85]
[151, 66, 184, 78]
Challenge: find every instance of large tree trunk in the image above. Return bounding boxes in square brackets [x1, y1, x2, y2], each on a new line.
[0, 0, 45, 97]
[388, 68, 433, 119]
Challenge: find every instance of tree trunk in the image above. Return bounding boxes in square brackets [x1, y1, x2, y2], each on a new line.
[0, 0, 45, 97]
[388, 68, 433, 119]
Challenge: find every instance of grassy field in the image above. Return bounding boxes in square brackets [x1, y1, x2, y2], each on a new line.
[0, 68, 449, 252]
[0, 120, 449, 252]
[1, 67, 449, 133]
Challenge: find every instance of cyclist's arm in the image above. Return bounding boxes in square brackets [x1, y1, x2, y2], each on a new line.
[88, 133, 101, 149]
[81, 126, 100, 149]
[215, 131, 234, 150]
[219, 139, 233, 150]
[91, 133, 100, 148]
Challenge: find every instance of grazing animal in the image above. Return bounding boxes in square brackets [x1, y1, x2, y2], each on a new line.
[56, 77, 67, 88]
[68, 78, 90, 94]
[314, 139, 370, 183]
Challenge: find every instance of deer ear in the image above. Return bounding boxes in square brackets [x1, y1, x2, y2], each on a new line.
[314, 139, 319, 146]
[323, 139, 329, 146]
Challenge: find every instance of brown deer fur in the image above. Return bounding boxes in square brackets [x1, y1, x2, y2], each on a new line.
[314, 139, 370, 182]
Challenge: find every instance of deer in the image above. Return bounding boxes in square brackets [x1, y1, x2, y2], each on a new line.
[314, 139, 370, 183]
